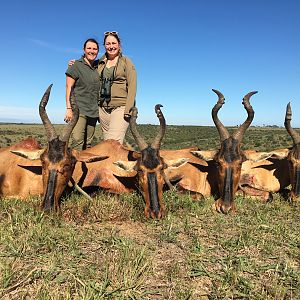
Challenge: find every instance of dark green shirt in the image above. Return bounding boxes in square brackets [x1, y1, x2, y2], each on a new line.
[66, 57, 100, 118]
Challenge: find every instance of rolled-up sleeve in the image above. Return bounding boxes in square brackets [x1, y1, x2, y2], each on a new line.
[65, 64, 79, 80]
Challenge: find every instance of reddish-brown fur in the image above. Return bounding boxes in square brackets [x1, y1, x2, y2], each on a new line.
[0, 138, 43, 198]
[239, 152, 290, 200]
[72, 140, 138, 194]
[1, 138, 217, 215]
[161, 147, 216, 198]
[0, 139, 138, 200]
[10, 137, 42, 150]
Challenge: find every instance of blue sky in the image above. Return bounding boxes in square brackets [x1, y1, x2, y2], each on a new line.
[0, 0, 299, 127]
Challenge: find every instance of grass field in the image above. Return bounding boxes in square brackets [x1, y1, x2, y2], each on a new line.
[0, 124, 299, 299]
[0, 123, 295, 151]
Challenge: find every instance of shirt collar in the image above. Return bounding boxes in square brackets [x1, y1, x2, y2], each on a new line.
[79, 56, 99, 69]
[99, 52, 123, 64]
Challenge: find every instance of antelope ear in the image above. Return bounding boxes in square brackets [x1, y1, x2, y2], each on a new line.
[113, 161, 137, 172]
[10, 149, 45, 160]
[164, 158, 189, 169]
[72, 150, 109, 163]
[113, 160, 137, 177]
[269, 148, 289, 160]
[191, 150, 217, 161]
[244, 149, 288, 162]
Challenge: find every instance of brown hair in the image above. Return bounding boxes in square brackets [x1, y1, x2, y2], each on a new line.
[83, 38, 99, 50]
[103, 32, 121, 45]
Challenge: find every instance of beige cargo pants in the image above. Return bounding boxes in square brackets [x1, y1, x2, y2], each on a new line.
[99, 106, 129, 144]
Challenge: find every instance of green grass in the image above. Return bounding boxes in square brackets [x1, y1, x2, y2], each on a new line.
[0, 192, 299, 299]
[0, 123, 298, 150]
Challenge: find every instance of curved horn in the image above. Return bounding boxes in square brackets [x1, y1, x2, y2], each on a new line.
[60, 87, 79, 142]
[151, 104, 166, 149]
[232, 91, 257, 142]
[284, 102, 300, 145]
[129, 107, 148, 151]
[39, 84, 57, 141]
[211, 89, 230, 142]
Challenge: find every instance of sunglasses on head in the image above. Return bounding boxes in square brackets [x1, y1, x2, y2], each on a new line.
[104, 31, 119, 36]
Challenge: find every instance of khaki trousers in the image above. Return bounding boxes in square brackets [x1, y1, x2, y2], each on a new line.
[99, 106, 129, 144]
[71, 114, 98, 150]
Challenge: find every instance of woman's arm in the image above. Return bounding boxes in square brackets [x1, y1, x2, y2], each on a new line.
[64, 75, 76, 123]
[124, 58, 137, 117]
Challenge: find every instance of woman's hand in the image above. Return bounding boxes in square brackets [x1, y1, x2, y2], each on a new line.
[124, 113, 131, 122]
[68, 59, 76, 66]
[64, 109, 73, 123]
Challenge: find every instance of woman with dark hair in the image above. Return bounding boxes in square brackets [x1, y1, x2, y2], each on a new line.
[97, 31, 137, 144]
[64, 38, 100, 150]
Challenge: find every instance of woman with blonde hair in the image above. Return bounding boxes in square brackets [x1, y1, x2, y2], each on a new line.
[97, 31, 137, 144]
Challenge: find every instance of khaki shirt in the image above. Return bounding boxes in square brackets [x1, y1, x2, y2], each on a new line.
[66, 57, 100, 118]
[97, 54, 137, 115]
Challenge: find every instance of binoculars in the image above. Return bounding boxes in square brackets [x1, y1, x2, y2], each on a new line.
[100, 78, 112, 99]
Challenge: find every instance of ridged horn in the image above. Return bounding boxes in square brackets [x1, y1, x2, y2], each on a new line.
[129, 107, 148, 151]
[39, 84, 57, 141]
[151, 104, 166, 149]
[232, 91, 257, 142]
[60, 87, 79, 143]
[284, 102, 300, 145]
[211, 89, 230, 142]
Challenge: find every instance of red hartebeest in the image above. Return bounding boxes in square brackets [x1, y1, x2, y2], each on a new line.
[0, 138, 139, 200]
[0, 137, 44, 199]
[1, 101, 190, 217]
[282, 102, 300, 200]
[238, 153, 289, 201]
[7, 85, 107, 211]
[113, 105, 191, 218]
[191, 90, 274, 213]
[241, 103, 300, 201]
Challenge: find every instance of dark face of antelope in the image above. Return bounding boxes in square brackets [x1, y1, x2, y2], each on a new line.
[211, 89, 256, 213]
[287, 144, 300, 199]
[41, 139, 77, 211]
[284, 103, 300, 200]
[134, 147, 166, 218]
[214, 137, 245, 213]
[129, 105, 168, 219]
[39, 85, 79, 212]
